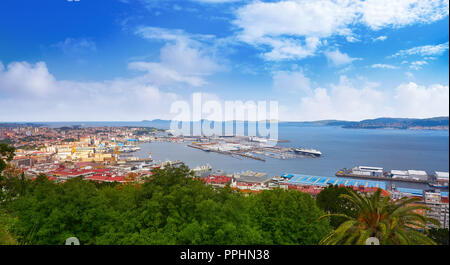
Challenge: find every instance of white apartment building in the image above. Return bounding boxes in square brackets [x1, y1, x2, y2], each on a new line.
[424, 191, 449, 229]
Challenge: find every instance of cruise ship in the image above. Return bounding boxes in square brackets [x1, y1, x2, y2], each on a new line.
[293, 148, 322, 157]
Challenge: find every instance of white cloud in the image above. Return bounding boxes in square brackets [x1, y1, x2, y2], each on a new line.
[360, 0, 448, 30]
[389, 42, 448, 70]
[324, 49, 359, 66]
[346, 35, 360, 43]
[296, 76, 388, 121]
[129, 62, 207, 87]
[135, 26, 215, 43]
[0, 26, 229, 121]
[2, 61, 447, 122]
[233, 0, 449, 61]
[371, 63, 398, 69]
[159, 40, 224, 76]
[234, 0, 358, 60]
[260, 37, 321, 60]
[391, 42, 449, 57]
[0, 61, 183, 121]
[193, 0, 241, 3]
[373, 35, 387, 42]
[409, 60, 428, 70]
[52, 38, 97, 54]
[290, 76, 449, 121]
[394, 82, 449, 118]
[134, 26, 225, 87]
[234, 1, 359, 42]
[137, 0, 241, 10]
[0, 61, 56, 97]
[272, 70, 312, 95]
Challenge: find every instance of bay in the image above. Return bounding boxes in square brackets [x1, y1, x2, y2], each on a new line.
[134, 124, 449, 190]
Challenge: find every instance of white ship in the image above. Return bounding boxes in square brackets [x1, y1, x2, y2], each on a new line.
[294, 148, 322, 157]
[192, 164, 212, 176]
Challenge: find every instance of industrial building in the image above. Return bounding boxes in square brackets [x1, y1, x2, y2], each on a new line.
[391, 169, 429, 181]
[351, 166, 384, 177]
[391, 170, 409, 179]
[435, 171, 449, 187]
[407, 170, 429, 181]
[280, 173, 387, 190]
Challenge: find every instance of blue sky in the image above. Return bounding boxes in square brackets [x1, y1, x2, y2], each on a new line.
[0, 0, 449, 121]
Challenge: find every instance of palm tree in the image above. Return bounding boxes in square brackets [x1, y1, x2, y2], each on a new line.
[319, 188, 440, 245]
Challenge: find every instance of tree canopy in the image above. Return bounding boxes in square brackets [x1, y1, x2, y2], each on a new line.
[319, 188, 439, 245]
[316, 185, 358, 228]
[0, 143, 15, 174]
[1, 163, 331, 245]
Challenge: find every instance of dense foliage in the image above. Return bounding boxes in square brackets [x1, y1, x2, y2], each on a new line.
[1, 142, 439, 246]
[0, 143, 15, 174]
[319, 189, 439, 245]
[0, 210, 17, 245]
[0, 164, 331, 245]
[428, 228, 449, 245]
[316, 185, 357, 228]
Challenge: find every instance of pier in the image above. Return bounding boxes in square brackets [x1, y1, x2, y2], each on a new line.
[335, 172, 429, 184]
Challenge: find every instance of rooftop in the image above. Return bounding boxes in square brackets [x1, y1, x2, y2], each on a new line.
[435, 171, 449, 179]
[407, 170, 427, 175]
[391, 170, 408, 175]
[282, 174, 387, 190]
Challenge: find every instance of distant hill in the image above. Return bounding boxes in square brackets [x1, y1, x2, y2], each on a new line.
[340, 117, 449, 130]
[0, 123, 44, 128]
[281, 120, 350, 126]
[3, 117, 448, 131]
[143, 117, 449, 130]
[280, 117, 449, 130]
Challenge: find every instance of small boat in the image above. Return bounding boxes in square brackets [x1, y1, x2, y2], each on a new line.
[429, 183, 449, 189]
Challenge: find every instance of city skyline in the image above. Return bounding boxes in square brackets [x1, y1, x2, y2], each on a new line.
[0, 0, 449, 122]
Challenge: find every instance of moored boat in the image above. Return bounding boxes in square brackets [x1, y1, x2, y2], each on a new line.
[294, 148, 322, 157]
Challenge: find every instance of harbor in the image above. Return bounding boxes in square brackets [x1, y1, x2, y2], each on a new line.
[4, 124, 448, 232]
[133, 141, 448, 192]
[335, 170, 429, 183]
[335, 166, 449, 188]
[185, 136, 321, 162]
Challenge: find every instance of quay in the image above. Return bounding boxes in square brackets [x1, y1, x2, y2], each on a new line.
[335, 171, 429, 184]
[187, 143, 266, 161]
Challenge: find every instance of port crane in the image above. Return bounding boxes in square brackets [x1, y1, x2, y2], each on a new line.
[111, 137, 121, 162]
[71, 143, 77, 159]
[113, 146, 120, 161]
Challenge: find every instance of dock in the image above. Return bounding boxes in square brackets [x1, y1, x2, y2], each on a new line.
[187, 144, 265, 161]
[335, 172, 429, 184]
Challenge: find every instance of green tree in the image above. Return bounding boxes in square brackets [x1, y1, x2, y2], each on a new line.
[316, 185, 357, 228]
[249, 188, 331, 245]
[4, 163, 335, 245]
[0, 143, 17, 204]
[319, 188, 439, 245]
[428, 228, 449, 245]
[8, 176, 112, 244]
[2, 168, 28, 203]
[0, 210, 18, 245]
[131, 165, 265, 245]
[0, 143, 15, 174]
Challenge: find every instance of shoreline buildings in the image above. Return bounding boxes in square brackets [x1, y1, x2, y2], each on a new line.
[1, 124, 448, 228]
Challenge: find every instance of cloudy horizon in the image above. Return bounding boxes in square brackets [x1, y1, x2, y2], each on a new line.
[0, 0, 449, 122]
